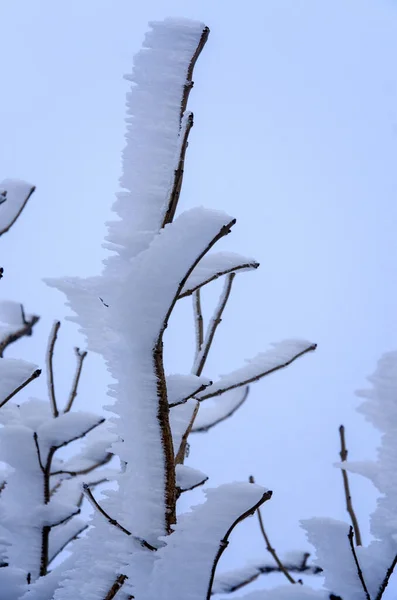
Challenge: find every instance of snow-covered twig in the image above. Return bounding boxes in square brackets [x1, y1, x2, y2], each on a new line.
[0, 305, 39, 358]
[46, 321, 61, 418]
[175, 401, 199, 465]
[161, 112, 193, 227]
[192, 387, 250, 433]
[198, 342, 317, 401]
[82, 485, 157, 552]
[249, 475, 296, 584]
[0, 181, 35, 237]
[180, 26, 210, 120]
[206, 489, 273, 599]
[212, 554, 323, 595]
[64, 347, 88, 413]
[347, 526, 370, 600]
[338, 425, 362, 546]
[0, 367, 41, 409]
[180, 258, 259, 298]
[103, 574, 129, 600]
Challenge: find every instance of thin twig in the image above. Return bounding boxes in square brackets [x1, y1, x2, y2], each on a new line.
[180, 261, 260, 299]
[0, 307, 39, 357]
[51, 452, 112, 477]
[193, 273, 235, 377]
[48, 524, 88, 566]
[169, 381, 212, 408]
[193, 289, 204, 361]
[192, 387, 250, 433]
[198, 343, 317, 401]
[211, 555, 322, 595]
[249, 475, 296, 584]
[64, 347, 88, 413]
[0, 368, 41, 409]
[46, 321, 61, 418]
[0, 185, 35, 237]
[206, 489, 273, 600]
[348, 526, 371, 600]
[375, 553, 397, 600]
[339, 425, 362, 546]
[82, 485, 157, 551]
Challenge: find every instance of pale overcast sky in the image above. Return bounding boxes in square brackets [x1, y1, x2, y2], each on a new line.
[2, 0, 397, 593]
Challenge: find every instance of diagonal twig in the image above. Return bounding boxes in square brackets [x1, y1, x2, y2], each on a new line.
[249, 475, 296, 584]
[375, 553, 397, 600]
[0, 185, 35, 237]
[0, 368, 41, 409]
[198, 343, 317, 401]
[192, 387, 250, 433]
[348, 526, 371, 600]
[339, 425, 362, 546]
[46, 321, 61, 418]
[206, 489, 273, 600]
[179, 260, 259, 299]
[64, 347, 88, 413]
[0, 305, 39, 357]
[82, 484, 157, 551]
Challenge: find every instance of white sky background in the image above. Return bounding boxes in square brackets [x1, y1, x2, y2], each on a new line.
[1, 0, 397, 594]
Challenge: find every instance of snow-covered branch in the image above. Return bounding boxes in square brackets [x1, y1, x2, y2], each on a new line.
[0, 179, 35, 237]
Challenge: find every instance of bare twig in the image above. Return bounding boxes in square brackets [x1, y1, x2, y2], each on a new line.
[103, 574, 128, 600]
[348, 526, 371, 600]
[193, 289, 204, 361]
[180, 261, 260, 299]
[0, 368, 41, 409]
[206, 489, 273, 600]
[193, 273, 235, 377]
[249, 475, 296, 584]
[375, 553, 397, 600]
[82, 485, 157, 551]
[339, 425, 362, 546]
[0, 185, 35, 237]
[0, 306, 39, 357]
[46, 321, 61, 418]
[64, 347, 88, 413]
[192, 387, 250, 433]
[199, 343, 317, 401]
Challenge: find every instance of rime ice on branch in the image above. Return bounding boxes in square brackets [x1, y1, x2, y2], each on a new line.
[37, 17, 317, 600]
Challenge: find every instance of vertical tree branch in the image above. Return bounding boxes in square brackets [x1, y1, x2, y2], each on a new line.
[193, 289, 204, 361]
[193, 273, 235, 377]
[46, 321, 61, 418]
[339, 425, 362, 546]
[249, 475, 296, 584]
[64, 347, 88, 413]
[347, 527, 371, 600]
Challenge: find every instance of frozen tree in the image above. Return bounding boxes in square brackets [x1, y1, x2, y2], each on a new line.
[0, 16, 395, 600]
